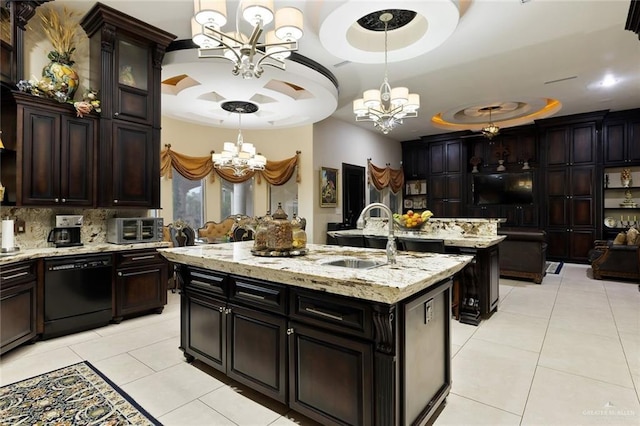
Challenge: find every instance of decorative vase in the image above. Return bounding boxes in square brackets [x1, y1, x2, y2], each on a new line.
[42, 51, 79, 101]
[621, 168, 632, 188]
[496, 159, 506, 172]
[522, 160, 530, 170]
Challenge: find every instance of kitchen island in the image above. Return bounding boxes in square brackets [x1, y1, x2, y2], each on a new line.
[160, 241, 473, 426]
[329, 218, 506, 325]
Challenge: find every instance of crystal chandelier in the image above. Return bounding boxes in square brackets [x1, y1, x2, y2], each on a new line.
[352, 12, 420, 135]
[481, 106, 501, 140]
[192, 0, 303, 79]
[212, 105, 266, 176]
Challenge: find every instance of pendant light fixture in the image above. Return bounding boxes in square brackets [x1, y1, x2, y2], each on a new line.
[212, 102, 266, 176]
[352, 12, 420, 135]
[192, 0, 303, 79]
[481, 106, 501, 140]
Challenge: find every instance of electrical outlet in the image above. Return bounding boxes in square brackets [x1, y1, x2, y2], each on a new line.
[14, 218, 25, 233]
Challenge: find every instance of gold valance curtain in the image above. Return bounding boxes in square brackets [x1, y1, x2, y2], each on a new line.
[368, 159, 404, 194]
[160, 145, 300, 185]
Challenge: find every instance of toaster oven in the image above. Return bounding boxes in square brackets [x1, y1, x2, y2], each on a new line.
[107, 217, 164, 244]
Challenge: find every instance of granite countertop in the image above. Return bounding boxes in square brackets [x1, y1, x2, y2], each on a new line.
[159, 241, 473, 305]
[328, 229, 505, 248]
[0, 242, 170, 265]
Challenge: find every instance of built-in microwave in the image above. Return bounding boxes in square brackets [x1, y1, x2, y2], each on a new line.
[107, 217, 164, 244]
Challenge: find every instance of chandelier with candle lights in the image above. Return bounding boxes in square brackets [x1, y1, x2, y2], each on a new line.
[212, 102, 266, 176]
[352, 12, 420, 135]
[480, 106, 501, 140]
[192, 0, 303, 79]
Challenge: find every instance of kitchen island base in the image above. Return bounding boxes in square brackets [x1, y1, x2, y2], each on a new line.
[178, 265, 452, 426]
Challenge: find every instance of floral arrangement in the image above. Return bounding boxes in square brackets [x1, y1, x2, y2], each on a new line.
[16, 79, 101, 117]
[37, 6, 82, 65]
[621, 168, 632, 187]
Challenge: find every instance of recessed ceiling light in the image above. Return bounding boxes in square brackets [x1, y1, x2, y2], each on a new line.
[600, 75, 618, 87]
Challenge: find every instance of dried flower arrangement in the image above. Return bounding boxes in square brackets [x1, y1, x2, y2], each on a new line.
[17, 79, 101, 117]
[37, 6, 82, 65]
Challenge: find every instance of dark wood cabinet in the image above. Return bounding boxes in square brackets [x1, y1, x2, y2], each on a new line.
[81, 3, 175, 208]
[179, 265, 453, 426]
[401, 141, 427, 179]
[101, 121, 157, 208]
[114, 249, 167, 322]
[501, 205, 539, 227]
[9, 93, 96, 207]
[468, 126, 537, 171]
[227, 303, 287, 403]
[426, 139, 464, 218]
[542, 115, 600, 262]
[1, 261, 37, 355]
[603, 111, 640, 165]
[288, 322, 373, 426]
[181, 268, 288, 402]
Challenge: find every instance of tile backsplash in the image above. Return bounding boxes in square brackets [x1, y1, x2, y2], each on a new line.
[0, 207, 150, 249]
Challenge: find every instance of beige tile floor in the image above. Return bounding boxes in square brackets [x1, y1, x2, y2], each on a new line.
[1, 263, 639, 425]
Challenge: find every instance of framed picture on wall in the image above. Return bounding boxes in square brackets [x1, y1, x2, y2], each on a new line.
[320, 167, 338, 207]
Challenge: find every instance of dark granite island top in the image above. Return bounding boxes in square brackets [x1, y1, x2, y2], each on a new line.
[159, 241, 473, 305]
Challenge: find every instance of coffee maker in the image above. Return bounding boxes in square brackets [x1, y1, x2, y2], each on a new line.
[47, 215, 83, 248]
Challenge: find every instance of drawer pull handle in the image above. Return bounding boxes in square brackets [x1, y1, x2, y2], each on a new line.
[219, 306, 224, 313]
[237, 291, 266, 300]
[2, 271, 29, 280]
[305, 307, 343, 322]
[131, 255, 156, 261]
[287, 328, 294, 335]
[119, 269, 158, 277]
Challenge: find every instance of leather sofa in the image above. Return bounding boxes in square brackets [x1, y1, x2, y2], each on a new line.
[498, 228, 547, 284]
[589, 240, 640, 281]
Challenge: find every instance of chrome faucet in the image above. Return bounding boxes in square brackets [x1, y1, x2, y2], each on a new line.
[356, 203, 397, 264]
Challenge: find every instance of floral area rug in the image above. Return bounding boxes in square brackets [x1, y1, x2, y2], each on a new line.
[0, 361, 160, 425]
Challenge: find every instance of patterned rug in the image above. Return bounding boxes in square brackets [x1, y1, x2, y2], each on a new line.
[0, 361, 160, 425]
[546, 261, 564, 275]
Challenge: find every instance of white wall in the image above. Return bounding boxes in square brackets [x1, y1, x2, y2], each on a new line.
[312, 117, 402, 243]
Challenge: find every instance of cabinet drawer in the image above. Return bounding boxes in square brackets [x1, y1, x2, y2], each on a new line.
[230, 276, 287, 315]
[0, 261, 37, 289]
[188, 267, 227, 298]
[290, 289, 373, 339]
[116, 250, 163, 267]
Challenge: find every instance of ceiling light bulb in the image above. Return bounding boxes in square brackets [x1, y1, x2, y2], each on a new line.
[601, 74, 617, 87]
[242, 0, 274, 26]
[275, 7, 303, 40]
[391, 87, 409, 106]
[193, 0, 227, 27]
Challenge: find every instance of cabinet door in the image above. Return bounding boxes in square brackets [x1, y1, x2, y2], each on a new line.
[519, 205, 539, 227]
[21, 107, 61, 205]
[628, 120, 640, 163]
[569, 229, 596, 261]
[60, 115, 96, 206]
[184, 289, 226, 372]
[226, 304, 287, 403]
[1, 280, 36, 355]
[115, 263, 167, 319]
[115, 38, 152, 125]
[429, 143, 445, 174]
[604, 121, 626, 164]
[104, 121, 157, 207]
[445, 141, 462, 173]
[571, 124, 597, 165]
[288, 322, 373, 426]
[545, 127, 570, 166]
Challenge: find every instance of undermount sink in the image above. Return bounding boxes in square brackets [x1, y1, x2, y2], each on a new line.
[323, 258, 385, 269]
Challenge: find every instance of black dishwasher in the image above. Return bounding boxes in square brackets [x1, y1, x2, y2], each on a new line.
[43, 254, 113, 339]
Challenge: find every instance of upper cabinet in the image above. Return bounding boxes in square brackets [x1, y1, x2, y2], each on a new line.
[401, 140, 427, 179]
[1, 91, 96, 207]
[81, 2, 176, 208]
[603, 110, 640, 166]
[544, 123, 597, 167]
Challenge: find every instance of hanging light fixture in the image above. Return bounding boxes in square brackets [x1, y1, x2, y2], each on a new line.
[481, 106, 501, 140]
[212, 102, 266, 176]
[192, 0, 303, 79]
[352, 12, 419, 135]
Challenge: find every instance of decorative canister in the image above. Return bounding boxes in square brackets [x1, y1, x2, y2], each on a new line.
[266, 203, 293, 251]
[253, 212, 271, 251]
[291, 214, 307, 249]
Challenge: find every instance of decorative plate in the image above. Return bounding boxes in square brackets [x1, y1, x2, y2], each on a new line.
[604, 217, 616, 228]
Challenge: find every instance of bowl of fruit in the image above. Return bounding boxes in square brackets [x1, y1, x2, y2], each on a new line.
[393, 210, 433, 230]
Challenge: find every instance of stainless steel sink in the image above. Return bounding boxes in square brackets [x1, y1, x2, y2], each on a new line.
[323, 258, 385, 269]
